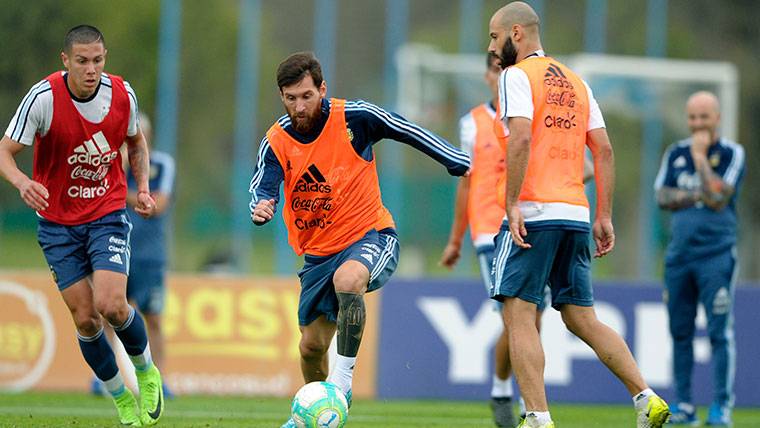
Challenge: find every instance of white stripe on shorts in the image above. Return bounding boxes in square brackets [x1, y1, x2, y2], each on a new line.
[477, 252, 493, 294]
[492, 232, 513, 297]
[370, 235, 397, 282]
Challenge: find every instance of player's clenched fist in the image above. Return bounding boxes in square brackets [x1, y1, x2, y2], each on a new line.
[251, 198, 275, 225]
[134, 190, 157, 219]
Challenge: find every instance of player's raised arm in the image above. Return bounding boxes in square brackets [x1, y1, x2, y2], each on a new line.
[249, 135, 284, 225]
[345, 100, 470, 176]
[690, 129, 743, 211]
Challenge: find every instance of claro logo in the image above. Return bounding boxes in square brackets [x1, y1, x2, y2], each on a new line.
[0, 281, 56, 391]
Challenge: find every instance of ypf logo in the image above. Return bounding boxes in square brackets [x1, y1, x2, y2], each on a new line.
[0, 281, 56, 391]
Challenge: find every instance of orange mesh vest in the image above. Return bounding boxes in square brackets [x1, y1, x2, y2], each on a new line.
[266, 98, 395, 256]
[467, 104, 506, 237]
[513, 57, 589, 207]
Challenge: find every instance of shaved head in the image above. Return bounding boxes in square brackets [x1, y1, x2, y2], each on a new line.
[493, 1, 540, 33]
[488, 2, 542, 68]
[686, 90, 720, 113]
[686, 91, 721, 138]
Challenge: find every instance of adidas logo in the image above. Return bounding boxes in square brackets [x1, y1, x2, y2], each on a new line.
[67, 131, 118, 167]
[544, 63, 574, 90]
[544, 63, 566, 78]
[293, 164, 331, 193]
[109, 253, 123, 265]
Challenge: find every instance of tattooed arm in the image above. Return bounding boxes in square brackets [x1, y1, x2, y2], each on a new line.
[692, 154, 734, 210]
[690, 130, 736, 211]
[125, 130, 156, 218]
[656, 186, 702, 210]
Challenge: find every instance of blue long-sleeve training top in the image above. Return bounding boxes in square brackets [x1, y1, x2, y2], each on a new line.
[249, 98, 470, 212]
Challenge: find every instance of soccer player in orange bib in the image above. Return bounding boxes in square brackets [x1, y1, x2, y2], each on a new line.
[249, 52, 470, 428]
[439, 53, 517, 427]
[487, 3, 670, 427]
[441, 53, 596, 428]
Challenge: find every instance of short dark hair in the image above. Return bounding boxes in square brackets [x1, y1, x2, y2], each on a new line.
[276, 52, 323, 91]
[64, 25, 105, 53]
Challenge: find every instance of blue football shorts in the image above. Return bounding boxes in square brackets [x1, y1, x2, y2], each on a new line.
[127, 261, 166, 315]
[37, 209, 132, 290]
[297, 228, 399, 326]
[491, 224, 592, 310]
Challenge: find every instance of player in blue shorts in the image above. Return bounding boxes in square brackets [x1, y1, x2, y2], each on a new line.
[441, 53, 593, 427]
[488, 3, 669, 427]
[0, 25, 164, 426]
[655, 91, 744, 426]
[249, 52, 469, 428]
[125, 113, 175, 398]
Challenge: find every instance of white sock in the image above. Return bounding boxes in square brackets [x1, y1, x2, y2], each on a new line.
[491, 374, 513, 398]
[102, 373, 126, 398]
[327, 355, 356, 394]
[129, 343, 153, 372]
[633, 388, 656, 411]
[524, 411, 552, 426]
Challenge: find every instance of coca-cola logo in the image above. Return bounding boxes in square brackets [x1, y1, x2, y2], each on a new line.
[70, 164, 110, 181]
[545, 89, 576, 108]
[291, 196, 333, 213]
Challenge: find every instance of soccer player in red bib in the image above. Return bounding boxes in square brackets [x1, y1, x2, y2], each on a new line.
[0, 25, 164, 426]
[250, 52, 470, 428]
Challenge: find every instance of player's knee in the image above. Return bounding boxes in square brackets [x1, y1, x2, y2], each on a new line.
[73, 313, 102, 336]
[333, 266, 368, 293]
[561, 312, 593, 337]
[299, 337, 330, 360]
[95, 298, 130, 326]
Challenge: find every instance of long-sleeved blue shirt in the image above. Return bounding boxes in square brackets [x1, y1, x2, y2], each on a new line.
[654, 137, 745, 265]
[249, 98, 470, 215]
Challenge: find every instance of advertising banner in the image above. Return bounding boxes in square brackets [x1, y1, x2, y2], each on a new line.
[377, 278, 760, 406]
[0, 272, 379, 398]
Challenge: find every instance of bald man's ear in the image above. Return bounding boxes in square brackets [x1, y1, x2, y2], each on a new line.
[511, 24, 524, 41]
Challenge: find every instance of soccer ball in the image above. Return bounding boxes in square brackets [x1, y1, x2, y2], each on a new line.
[290, 381, 348, 428]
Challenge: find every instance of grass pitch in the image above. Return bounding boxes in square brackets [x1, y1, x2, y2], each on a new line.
[1, 392, 759, 427]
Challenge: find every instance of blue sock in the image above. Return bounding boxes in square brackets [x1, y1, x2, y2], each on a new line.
[112, 306, 152, 372]
[77, 328, 119, 383]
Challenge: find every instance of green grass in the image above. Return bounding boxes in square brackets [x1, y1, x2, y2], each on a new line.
[1, 392, 759, 427]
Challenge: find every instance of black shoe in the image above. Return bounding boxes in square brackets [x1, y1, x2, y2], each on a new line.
[491, 397, 517, 428]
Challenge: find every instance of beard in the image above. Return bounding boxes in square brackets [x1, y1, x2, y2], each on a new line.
[499, 37, 518, 68]
[289, 106, 320, 134]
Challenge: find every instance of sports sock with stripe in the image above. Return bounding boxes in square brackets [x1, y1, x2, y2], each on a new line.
[77, 328, 123, 397]
[112, 306, 153, 372]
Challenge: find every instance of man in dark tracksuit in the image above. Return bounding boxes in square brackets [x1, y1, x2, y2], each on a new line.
[654, 91, 745, 427]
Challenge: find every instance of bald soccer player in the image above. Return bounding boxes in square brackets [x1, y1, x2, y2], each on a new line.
[655, 91, 744, 426]
[486, 3, 670, 427]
